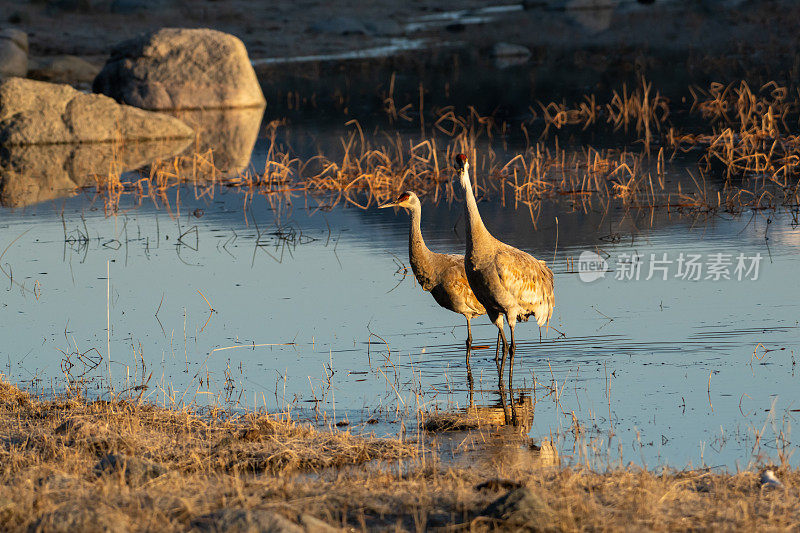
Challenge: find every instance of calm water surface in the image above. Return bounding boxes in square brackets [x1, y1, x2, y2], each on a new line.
[1, 129, 798, 470]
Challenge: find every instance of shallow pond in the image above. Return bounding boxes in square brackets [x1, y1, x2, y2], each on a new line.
[0, 117, 798, 471]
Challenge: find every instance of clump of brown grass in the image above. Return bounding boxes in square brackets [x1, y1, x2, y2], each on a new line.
[689, 81, 800, 181]
[0, 378, 798, 532]
[534, 77, 669, 150]
[79, 77, 800, 227]
[0, 379, 415, 478]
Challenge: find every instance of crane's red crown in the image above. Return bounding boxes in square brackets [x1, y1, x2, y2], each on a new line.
[396, 192, 411, 203]
[456, 154, 468, 165]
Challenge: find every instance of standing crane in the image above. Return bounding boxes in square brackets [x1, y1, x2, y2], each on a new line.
[452, 154, 555, 390]
[379, 191, 486, 362]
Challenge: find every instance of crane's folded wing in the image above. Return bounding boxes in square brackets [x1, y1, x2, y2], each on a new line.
[494, 248, 555, 325]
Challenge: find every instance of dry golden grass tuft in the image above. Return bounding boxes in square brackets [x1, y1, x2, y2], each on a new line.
[0, 378, 798, 532]
[82, 76, 800, 224]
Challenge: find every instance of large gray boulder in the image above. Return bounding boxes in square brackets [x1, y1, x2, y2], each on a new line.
[0, 78, 193, 145]
[0, 29, 28, 78]
[93, 28, 266, 110]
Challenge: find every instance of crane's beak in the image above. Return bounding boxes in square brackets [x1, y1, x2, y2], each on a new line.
[378, 201, 398, 209]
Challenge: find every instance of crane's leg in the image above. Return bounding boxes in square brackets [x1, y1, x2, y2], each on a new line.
[497, 367, 510, 425]
[466, 350, 475, 408]
[508, 319, 518, 426]
[490, 313, 510, 424]
[495, 320, 509, 380]
[465, 317, 474, 405]
[494, 331, 501, 372]
[508, 321, 517, 389]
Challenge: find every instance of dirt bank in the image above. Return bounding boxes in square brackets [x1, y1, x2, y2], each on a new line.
[0, 379, 797, 531]
[6, 1, 799, 74]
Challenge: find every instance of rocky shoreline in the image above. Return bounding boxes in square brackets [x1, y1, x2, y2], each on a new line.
[0, 25, 266, 205]
[3, 1, 800, 88]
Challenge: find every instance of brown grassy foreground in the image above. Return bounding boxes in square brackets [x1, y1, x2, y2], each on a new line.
[0, 379, 798, 532]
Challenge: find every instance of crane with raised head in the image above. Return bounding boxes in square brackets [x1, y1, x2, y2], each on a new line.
[380, 191, 486, 362]
[452, 154, 555, 390]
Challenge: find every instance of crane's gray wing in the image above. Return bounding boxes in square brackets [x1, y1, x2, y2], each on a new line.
[494, 247, 554, 326]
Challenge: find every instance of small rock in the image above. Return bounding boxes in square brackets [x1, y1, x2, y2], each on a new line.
[475, 479, 524, 492]
[35, 472, 81, 491]
[7, 12, 29, 25]
[425, 512, 451, 528]
[362, 19, 404, 36]
[93, 28, 265, 110]
[761, 469, 784, 490]
[191, 508, 303, 533]
[479, 487, 556, 530]
[94, 453, 166, 484]
[28, 502, 130, 533]
[110, 0, 174, 14]
[309, 17, 369, 36]
[565, 0, 614, 33]
[0, 29, 28, 78]
[44, 0, 115, 13]
[308, 17, 402, 36]
[46, 0, 95, 12]
[298, 514, 342, 532]
[693, 479, 712, 493]
[54, 417, 99, 436]
[0, 78, 193, 145]
[492, 42, 532, 69]
[27, 55, 101, 85]
[522, 0, 549, 8]
[491, 42, 532, 59]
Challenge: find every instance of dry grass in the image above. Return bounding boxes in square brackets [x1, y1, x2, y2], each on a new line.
[1, 378, 798, 532]
[74, 77, 800, 230]
[535, 76, 669, 151]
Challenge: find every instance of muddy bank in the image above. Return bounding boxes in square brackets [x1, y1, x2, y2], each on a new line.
[0, 379, 797, 531]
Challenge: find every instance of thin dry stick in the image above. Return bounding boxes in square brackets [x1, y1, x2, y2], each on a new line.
[107, 259, 113, 394]
[209, 343, 295, 356]
[197, 290, 216, 333]
[708, 371, 714, 413]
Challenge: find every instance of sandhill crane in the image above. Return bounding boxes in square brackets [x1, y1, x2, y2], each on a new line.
[452, 154, 554, 390]
[379, 191, 486, 363]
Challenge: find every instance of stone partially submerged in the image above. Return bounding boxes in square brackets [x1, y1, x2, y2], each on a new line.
[0, 78, 193, 145]
[170, 106, 264, 178]
[93, 28, 266, 110]
[0, 137, 191, 206]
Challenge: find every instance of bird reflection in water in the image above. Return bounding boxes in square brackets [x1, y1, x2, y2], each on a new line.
[424, 354, 533, 433]
[466, 353, 533, 430]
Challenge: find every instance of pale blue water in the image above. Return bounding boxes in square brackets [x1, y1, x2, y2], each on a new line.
[1, 132, 798, 470]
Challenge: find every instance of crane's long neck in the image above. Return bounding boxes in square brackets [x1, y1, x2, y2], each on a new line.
[408, 204, 432, 269]
[460, 168, 492, 254]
